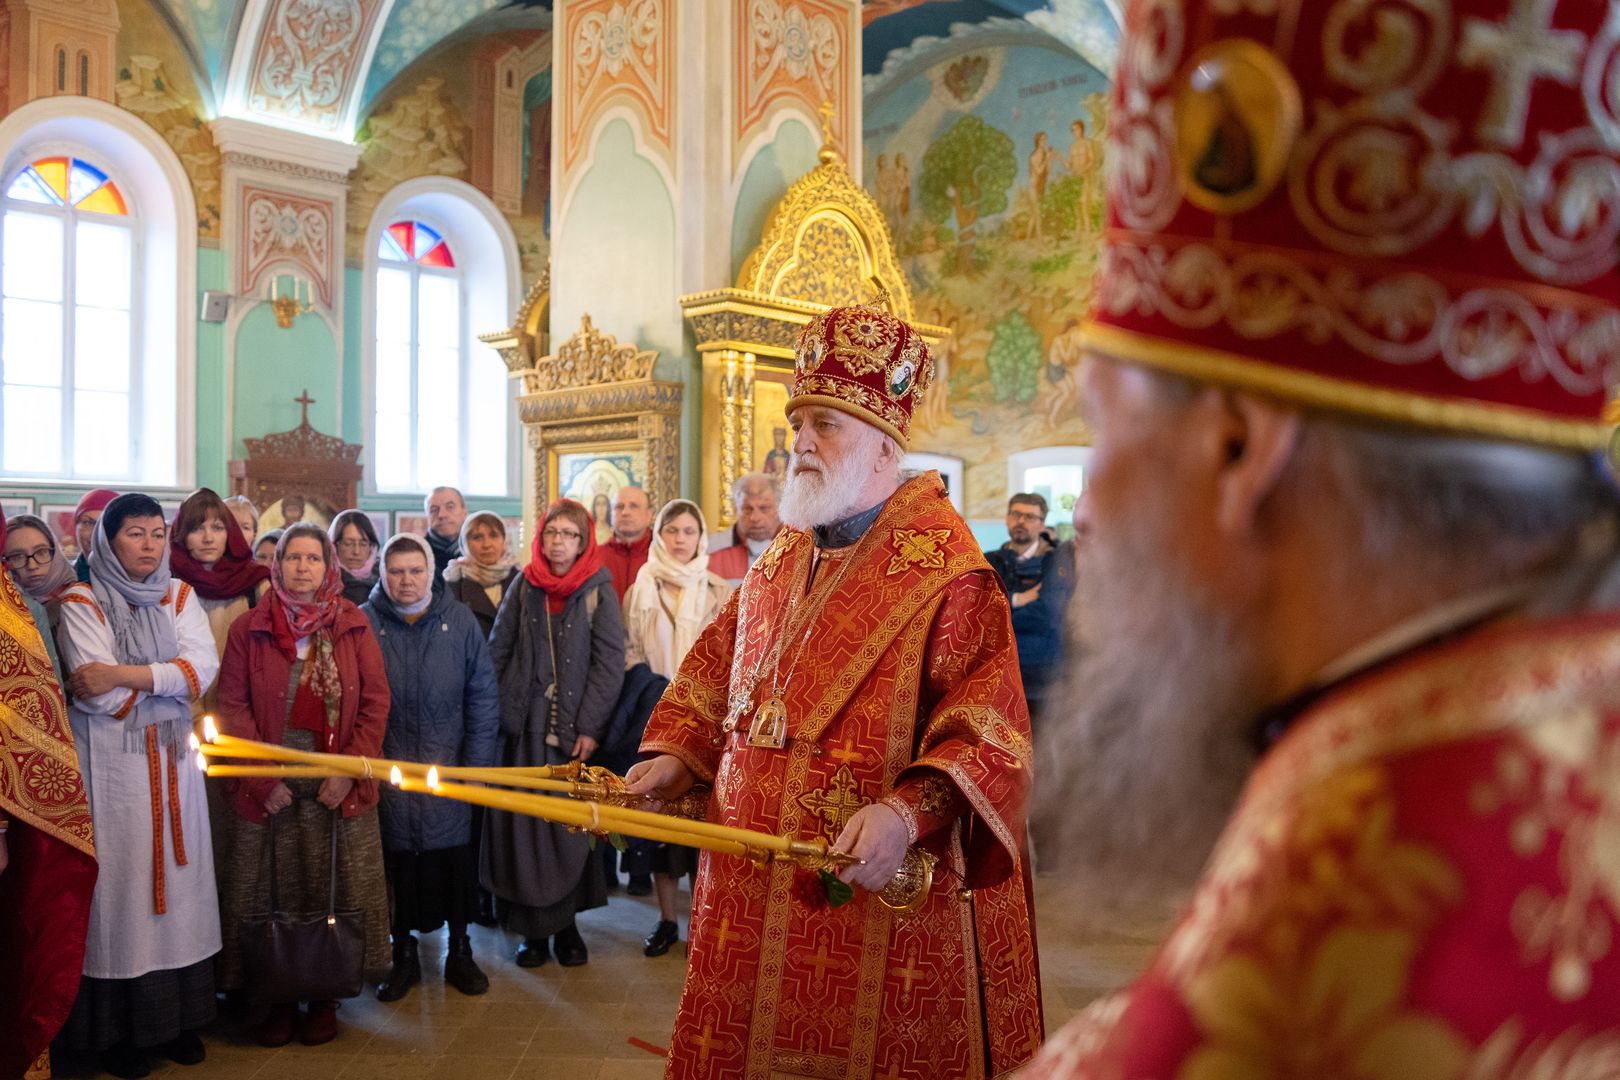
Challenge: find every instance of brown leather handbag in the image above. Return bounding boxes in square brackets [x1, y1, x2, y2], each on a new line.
[239, 806, 366, 1002]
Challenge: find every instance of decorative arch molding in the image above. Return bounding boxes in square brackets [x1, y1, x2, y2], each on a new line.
[551, 103, 676, 234]
[0, 95, 199, 489]
[732, 0, 858, 176]
[359, 176, 521, 495]
[222, 0, 398, 139]
[728, 105, 822, 200]
[556, 0, 673, 181]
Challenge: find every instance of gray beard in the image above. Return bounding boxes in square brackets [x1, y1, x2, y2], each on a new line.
[1034, 513, 1264, 928]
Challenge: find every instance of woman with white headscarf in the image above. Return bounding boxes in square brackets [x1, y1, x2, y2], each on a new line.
[362, 534, 499, 1001]
[54, 494, 221, 1079]
[619, 499, 732, 957]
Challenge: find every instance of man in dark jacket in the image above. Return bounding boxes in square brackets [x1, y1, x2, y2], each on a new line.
[985, 493, 1071, 707]
[985, 493, 1075, 868]
[363, 533, 501, 1001]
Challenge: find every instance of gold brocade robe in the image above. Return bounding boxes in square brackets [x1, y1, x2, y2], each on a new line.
[641, 474, 1043, 1079]
[1023, 612, 1620, 1078]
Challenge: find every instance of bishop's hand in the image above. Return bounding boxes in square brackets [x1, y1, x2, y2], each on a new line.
[624, 754, 697, 808]
[832, 803, 908, 893]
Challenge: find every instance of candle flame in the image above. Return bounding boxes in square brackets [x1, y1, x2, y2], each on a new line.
[195, 751, 207, 772]
[188, 733, 200, 752]
[389, 766, 404, 786]
[427, 766, 441, 790]
[203, 715, 219, 742]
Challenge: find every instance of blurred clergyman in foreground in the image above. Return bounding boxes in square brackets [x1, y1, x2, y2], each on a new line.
[1025, 0, 1620, 1073]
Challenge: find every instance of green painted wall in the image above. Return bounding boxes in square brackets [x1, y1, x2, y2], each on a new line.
[730, 118, 820, 280]
[195, 247, 228, 493]
[551, 119, 698, 497]
[232, 303, 341, 454]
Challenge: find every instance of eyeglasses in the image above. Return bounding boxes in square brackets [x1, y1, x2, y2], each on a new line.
[2, 547, 53, 570]
[1007, 510, 1045, 523]
[541, 528, 582, 542]
[335, 539, 372, 553]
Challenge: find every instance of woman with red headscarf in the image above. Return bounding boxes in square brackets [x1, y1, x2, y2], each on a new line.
[482, 500, 624, 968]
[168, 488, 270, 713]
[214, 523, 390, 1049]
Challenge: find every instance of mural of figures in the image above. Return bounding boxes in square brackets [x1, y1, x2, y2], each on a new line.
[864, 35, 1108, 519]
[1024, 131, 1057, 241]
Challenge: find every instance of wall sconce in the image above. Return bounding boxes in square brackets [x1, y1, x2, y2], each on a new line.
[268, 273, 314, 330]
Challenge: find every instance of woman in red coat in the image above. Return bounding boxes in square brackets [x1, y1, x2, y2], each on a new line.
[213, 523, 391, 1049]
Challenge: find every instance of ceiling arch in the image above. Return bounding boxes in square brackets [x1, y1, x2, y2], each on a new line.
[195, 0, 1114, 142]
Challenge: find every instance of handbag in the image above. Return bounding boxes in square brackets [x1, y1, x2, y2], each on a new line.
[239, 804, 366, 1003]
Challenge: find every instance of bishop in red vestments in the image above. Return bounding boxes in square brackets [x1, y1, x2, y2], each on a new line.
[0, 510, 97, 1080]
[630, 301, 1042, 1079]
[1023, 0, 1620, 1074]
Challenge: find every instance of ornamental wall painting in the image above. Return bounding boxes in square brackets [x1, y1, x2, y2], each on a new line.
[105, 0, 224, 236]
[347, 31, 550, 277]
[862, 35, 1107, 520]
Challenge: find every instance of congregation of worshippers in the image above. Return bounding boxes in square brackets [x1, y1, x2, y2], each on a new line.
[7, 0, 1620, 1077]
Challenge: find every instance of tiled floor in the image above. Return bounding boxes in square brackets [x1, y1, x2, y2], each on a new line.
[55, 878, 1160, 1079]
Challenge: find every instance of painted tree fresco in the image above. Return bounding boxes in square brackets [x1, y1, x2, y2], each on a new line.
[864, 36, 1107, 519]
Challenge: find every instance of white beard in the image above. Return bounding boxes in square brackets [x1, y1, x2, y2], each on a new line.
[779, 451, 869, 529]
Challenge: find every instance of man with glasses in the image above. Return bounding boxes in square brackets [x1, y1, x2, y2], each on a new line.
[986, 496, 1072, 869]
[986, 494, 1068, 713]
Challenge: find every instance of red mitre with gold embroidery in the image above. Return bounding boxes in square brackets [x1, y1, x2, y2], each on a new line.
[1086, 0, 1620, 449]
[788, 302, 935, 449]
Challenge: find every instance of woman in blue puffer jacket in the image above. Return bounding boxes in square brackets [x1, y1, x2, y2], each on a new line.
[361, 532, 500, 1003]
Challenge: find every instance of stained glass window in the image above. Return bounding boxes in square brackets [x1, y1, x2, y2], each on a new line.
[1, 154, 137, 481]
[377, 219, 455, 268]
[4, 157, 127, 215]
[373, 216, 504, 495]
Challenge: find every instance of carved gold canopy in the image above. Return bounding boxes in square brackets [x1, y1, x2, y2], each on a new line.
[503, 314, 683, 522]
[681, 142, 945, 527]
[477, 265, 552, 375]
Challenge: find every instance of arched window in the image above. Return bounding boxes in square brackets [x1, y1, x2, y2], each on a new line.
[373, 218, 509, 495]
[1, 155, 140, 480]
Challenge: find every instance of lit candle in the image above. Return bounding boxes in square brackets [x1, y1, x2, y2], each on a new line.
[271, 276, 278, 302]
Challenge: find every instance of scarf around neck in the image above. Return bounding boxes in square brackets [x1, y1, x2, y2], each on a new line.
[524, 500, 604, 614]
[623, 505, 715, 675]
[87, 506, 190, 750]
[267, 529, 347, 724]
[444, 510, 519, 588]
[5, 513, 77, 601]
[169, 508, 270, 602]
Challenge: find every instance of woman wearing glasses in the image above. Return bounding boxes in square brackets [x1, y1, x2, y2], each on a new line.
[2, 513, 77, 644]
[328, 510, 381, 605]
[482, 500, 624, 969]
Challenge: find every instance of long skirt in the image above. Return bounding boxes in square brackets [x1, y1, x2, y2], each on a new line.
[216, 730, 391, 993]
[498, 851, 606, 940]
[54, 957, 215, 1052]
[483, 728, 607, 940]
[386, 844, 476, 937]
